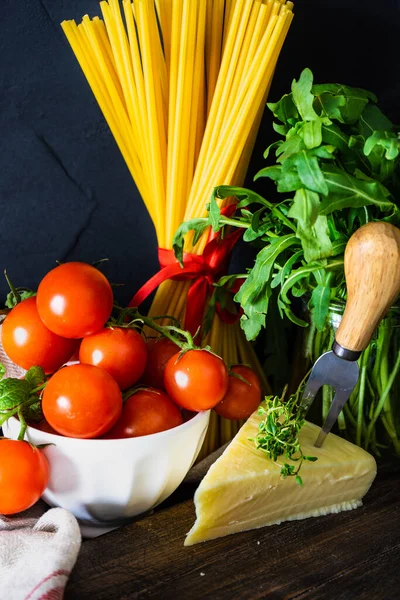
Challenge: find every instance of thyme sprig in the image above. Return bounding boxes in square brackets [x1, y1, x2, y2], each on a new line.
[252, 386, 317, 486]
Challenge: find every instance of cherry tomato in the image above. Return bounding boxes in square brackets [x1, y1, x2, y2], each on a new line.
[42, 363, 122, 438]
[79, 327, 147, 390]
[0, 440, 50, 515]
[164, 349, 229, 411]
[2, 297, 78, 373]
[141, 337, 179, 389]
[36, 262, 113, 338]
[104, 387, 183, 438]
[213, 365, 262, 420]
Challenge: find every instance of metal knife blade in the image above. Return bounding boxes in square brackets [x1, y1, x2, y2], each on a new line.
[301, 350, 359, 447]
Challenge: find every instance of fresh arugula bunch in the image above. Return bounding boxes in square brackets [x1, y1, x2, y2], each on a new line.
[173, 68, 400, 340]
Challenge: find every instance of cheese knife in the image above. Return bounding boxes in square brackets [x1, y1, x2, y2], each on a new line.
[301, 221, 400, 447]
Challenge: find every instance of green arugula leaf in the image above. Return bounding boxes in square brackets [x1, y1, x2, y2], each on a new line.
[359, 103, 393, 137]
[288, 189, 332, 262]
[172, 217, 208, 265]
[291, 68, 321, 122]
[256, 165, 304, 193]
[288, 188, 319, 227]
[309, 272, 333, 331]
[284, 151, 329, 195]
[302, 120, 322, 149]
[364, 131, 400, 161]
[208, 192, 222, 231]
[276, 135, 305, 162]
[236, 235, 298, 340]
[267, 93, 298, 125]
[320, 165, 397, 215]
[314, 92, 346, 122]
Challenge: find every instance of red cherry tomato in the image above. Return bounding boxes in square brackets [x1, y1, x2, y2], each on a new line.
[79, 327, 147, 390]
[2, 297, 78, 373]
[36, 262, 113, 338]
[104, 387, 183, 438]
[0, 440, 50, 515]
[164, 349, 229, 411]
[213, 365, 262, 420]
[42, 364, 122, 438]
[141, 337, 179, 389]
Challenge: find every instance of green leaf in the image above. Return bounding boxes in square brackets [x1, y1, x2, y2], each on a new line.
[235, 235, 298, 340]
[172, 217, 208, 265]
[272, 122, 289, 136]
[291, 68, 320, 122]
[279, 259, 344, 308]
[310, 273, 332, 331]
[321, 123, 349, 152]
[312, 83, 376, 103]
[5, 289, 36, 309]
[364, 131, 400, 161]
[276, 135, 305, 162]
[271, 250, 303, 289]
[359, 103, 393, 138]
[0, 364, 6, 380]
[256, 165, 303, 193]
[24, 366, 46, 389]
[284, 151, 329, 196]
[267, 93, 299, 125]
[314, 92, 346, 122]
[288, 188, 320, 227]
[295, 475, 303, 486]
[312, 83, 376, 123]
[302, 120, 322, 149]
[215, 185, 273, 209]
[0, 378, 32, 412]
[263, 140, 282, 160]
[319, 165, 397, 215]
[287, 189, 332, 262]
[208, 192, 222, 231]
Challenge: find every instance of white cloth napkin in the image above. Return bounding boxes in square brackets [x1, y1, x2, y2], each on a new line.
[0, 506, 81, 600]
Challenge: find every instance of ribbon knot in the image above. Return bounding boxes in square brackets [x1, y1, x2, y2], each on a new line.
[129, 212, 242, 336]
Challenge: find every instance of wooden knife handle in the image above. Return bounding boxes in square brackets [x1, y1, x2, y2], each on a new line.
[335, 222, 400, 355]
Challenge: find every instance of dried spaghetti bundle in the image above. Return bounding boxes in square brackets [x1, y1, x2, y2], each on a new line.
[62, 0, 294, 456]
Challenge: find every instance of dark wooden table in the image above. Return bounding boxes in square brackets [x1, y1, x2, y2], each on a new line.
[65, 461, 400, 599]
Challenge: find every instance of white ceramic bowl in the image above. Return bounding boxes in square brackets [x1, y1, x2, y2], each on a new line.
[3, 410, 209, 535]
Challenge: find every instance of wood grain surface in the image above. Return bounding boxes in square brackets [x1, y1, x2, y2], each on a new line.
[65, 461, 400, 600]
[336, 222, 400, 352]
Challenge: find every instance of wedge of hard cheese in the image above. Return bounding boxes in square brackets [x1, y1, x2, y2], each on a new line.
[185, 415, 377, 545]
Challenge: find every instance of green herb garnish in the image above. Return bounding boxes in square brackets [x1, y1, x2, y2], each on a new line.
[0, 365, 46, 439]
[251, 387, 317, 486]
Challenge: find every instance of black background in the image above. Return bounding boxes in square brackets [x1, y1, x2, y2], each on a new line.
[1, 0, 399, 305]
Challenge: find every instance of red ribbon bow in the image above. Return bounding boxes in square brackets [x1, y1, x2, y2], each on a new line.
[129, 207, 242, 336]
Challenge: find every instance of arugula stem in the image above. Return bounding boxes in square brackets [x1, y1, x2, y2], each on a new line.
[356, 345, 370, 447]
[366, 350, 400, 450]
